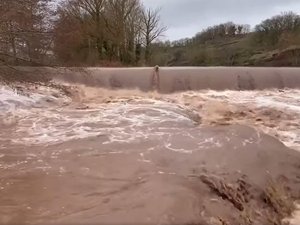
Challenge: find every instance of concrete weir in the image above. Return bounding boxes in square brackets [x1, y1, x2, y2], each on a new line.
[21, 66, 300, 92]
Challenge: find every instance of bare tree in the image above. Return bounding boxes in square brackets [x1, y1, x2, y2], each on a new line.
[0, 0, 54, 65]
[140, 7, 167, 63]
[53, 0, 165, 65]
[104, 0, 141, 62]
[255, 11, 300, 46]
[66, 0, 105, 59]
[125, 4, 143, 63]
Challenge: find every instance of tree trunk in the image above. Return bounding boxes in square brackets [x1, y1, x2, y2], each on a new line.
[10, 36, 17, 64]
[96, 37, 103, 59]
[135, 43, 141, 64]
[145, 41, 151, 64]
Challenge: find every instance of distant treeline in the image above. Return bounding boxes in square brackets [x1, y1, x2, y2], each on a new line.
[169, 23, 250, 47]
[150, 12, 300, 67]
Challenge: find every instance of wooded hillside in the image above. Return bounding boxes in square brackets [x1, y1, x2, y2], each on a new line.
[1, 1, 300, 67]
[150, 12, 300, 67]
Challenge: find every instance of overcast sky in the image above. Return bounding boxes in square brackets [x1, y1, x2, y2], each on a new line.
[142, 0, 300, 41]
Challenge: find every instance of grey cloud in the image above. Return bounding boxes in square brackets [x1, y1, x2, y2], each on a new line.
[142, 0, 300, 40]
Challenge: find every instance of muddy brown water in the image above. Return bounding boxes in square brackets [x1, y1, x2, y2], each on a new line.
[1, 78, 300, 224]
[12, 67, 300, 91]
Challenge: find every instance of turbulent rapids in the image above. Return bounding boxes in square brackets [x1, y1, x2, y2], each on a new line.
[0, 67, 300, 225]
[1, 85, 300, 150]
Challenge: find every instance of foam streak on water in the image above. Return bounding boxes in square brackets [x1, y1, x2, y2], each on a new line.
[0, 85, 197, 146]
[1, 85, 300, 152]
[177, 89, 300, 151]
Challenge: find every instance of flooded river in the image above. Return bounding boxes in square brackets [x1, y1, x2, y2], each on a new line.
[0, 83, 299, 224]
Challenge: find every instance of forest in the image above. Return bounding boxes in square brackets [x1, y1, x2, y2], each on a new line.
[1, 0, 300, 67]
[150, 12, 300, 67]
[0, 0, 166, 66]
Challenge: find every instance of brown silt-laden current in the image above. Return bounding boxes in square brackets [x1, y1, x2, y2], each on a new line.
[0, 83, 300, 225]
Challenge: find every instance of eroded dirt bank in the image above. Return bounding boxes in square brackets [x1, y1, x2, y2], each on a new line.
[0, 83, 300, 225]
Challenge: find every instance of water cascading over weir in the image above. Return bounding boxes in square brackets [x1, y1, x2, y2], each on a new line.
[16, 66, 300, 92]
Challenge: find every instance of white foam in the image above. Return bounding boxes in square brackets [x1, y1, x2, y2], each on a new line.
[0, 86, 70, 115]
[256, 97, 300, 112]
[2, 85, 300, 153]
[283, 203, 300, 225]
[3, 98, 195, 146]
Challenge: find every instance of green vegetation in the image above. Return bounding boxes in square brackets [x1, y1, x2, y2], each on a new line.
[150, 12, 300, 67]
